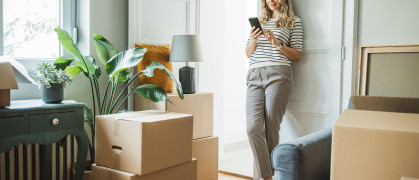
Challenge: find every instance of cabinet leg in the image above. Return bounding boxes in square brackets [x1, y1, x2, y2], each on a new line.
[40, 144, 52, 180]
[75, 133, 88, 180]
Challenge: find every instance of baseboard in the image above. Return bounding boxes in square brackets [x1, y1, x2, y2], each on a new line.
[223, 133, 248, 148]
[219, 170, 253, 179]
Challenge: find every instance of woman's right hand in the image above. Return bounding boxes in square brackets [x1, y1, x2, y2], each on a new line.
[249, 27, 263, 43]
[246, 27, 262, 58]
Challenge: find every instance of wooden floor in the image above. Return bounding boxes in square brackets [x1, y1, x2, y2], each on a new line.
[218, 172, 253, 180]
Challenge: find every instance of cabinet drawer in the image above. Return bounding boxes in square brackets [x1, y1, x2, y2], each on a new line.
[0, 116, 25, 138]
[28, 111, 81, 133]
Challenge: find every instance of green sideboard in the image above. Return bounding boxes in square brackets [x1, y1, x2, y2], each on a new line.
[0, 99, 88, 180]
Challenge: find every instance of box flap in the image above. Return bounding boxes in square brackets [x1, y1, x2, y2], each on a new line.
[92, 159, 197, 180]
[92, 164, 136, 180]
[96, 110, 192, 123]
[335, 109, 419, 133]
[96, 110, 164, 119]
[122, 112, 192, 123]
[0, 62, 18, 89]
[352, 95, 419, 113]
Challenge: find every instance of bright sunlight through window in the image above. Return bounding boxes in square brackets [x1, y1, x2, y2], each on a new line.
[3, 0, 60, 59]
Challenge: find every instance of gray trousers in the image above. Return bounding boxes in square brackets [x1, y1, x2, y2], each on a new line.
[246, 65, 293, 178]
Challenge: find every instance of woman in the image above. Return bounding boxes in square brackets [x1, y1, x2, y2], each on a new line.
[245, 0, 303, 179]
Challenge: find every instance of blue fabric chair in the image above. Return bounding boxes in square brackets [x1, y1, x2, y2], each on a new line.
[271, 99, 353, 180]
[271, 127, 332, 180]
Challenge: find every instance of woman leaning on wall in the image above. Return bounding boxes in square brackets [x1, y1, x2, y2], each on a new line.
[244, 0, 303, 179]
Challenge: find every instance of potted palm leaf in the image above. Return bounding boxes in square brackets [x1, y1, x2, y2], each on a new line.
[53, 27, 183, 179]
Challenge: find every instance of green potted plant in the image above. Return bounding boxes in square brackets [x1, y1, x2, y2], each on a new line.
[52, 27, 183, 177]
[36, 62, 72, 103]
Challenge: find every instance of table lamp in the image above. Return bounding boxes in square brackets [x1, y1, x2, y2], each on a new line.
[169, 35, 203, 94]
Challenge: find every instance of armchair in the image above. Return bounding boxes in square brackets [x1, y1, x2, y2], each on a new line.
[271, 99, 353, 180]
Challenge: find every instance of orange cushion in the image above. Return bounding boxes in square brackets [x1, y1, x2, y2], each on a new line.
[135, 44, 173, 93]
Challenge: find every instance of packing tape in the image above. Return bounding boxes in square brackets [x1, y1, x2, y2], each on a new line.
[114, 118, 119, 136]
[114, 151, 121, 170]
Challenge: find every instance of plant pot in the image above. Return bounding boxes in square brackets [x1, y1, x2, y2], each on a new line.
[72, 160, 92, 180]
[41, 83, 64, 103]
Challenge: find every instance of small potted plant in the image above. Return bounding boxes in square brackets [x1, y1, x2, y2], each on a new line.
[36, 62, 72, 103]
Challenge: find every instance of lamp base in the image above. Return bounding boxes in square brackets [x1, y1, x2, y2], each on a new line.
[179, 66, 195, 94]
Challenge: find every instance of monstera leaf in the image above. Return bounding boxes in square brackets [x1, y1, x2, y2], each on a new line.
[93, 33, 119, 65]
[133, 84, 172, 103]
[54, 27, 97, 78]
[105, 48, 147, 80]
[141, 61, 184, 99]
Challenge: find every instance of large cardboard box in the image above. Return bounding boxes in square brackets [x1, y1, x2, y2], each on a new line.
[352, 95, 419, 113]
[95, 110, 193, 175]
[192, 136, 218, 180]
[92, 159, 198, 180]
[331, 109, 419, 180]
[167, 92, 213, 139]
[0, 62, 18, 107]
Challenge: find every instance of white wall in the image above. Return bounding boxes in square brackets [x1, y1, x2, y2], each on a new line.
[198, 0, 254, 146]
[221, 1, 251, 145]
[358, 0, 419, 46]
[198, 0, 226, 150]
[343, 0, 419, 98]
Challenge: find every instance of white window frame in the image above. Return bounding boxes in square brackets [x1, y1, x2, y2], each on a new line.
[0, 0, 77, 75]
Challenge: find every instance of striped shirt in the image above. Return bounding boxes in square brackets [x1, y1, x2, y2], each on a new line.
[247, 16, 303, 69]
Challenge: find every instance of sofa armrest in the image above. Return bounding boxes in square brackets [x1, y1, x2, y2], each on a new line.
[271, 127, 332, 180]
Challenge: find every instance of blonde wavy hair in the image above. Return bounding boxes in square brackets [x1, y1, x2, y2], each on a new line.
[260, 0, 295, 29]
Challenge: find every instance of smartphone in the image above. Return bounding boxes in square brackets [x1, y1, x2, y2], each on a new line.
[248, 17, 264, 34]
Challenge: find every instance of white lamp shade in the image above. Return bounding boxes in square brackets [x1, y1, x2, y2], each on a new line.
[169, 35, 203, 62]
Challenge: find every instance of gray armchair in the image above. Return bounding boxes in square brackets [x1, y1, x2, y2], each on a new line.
[271, 127, 332, 180]
[271, 99, 352, 180]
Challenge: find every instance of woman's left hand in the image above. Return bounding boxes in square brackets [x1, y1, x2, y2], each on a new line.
[264, 29, 281, 47]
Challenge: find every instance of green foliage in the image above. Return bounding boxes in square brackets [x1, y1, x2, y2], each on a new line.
[93, 33, 119, 64]
[54, 28, 184, 163]
[106, 48, 147, 81]
[36, 62, 71, 88]
[141, 61, 184, 99]
[133, 84, 173, 104]
[54, 57, 74, 71]
[54, 27, 98, 78]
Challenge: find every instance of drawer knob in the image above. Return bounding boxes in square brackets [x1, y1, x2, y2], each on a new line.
[52, 118, 59, 125]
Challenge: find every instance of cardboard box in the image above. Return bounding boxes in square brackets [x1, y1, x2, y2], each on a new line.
[352, 95, 419, 113]
[331, 109, 419, 180]
[167, 92, 213, 139]
[401, 177, 419, 180]
[91, 159, 197, 180]
[95, 110, 193, 175]
[0, 62, 18, 107]
[192, 136, 218, 180]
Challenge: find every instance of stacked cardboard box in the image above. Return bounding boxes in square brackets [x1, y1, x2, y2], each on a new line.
[92, 110, 197, 180]
[92, 159, 197, 180]
[167, 92, 219, 180]
[331, 96, 419, 180]
[0, 62, 18, 107]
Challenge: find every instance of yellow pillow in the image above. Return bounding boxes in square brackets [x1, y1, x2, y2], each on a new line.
[135, 44, 173, 93]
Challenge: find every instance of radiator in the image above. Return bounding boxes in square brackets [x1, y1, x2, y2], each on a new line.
[0, 136, 77, 180]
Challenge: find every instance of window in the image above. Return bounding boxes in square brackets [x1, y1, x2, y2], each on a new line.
[1, 0, 76, 61]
